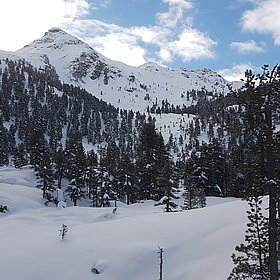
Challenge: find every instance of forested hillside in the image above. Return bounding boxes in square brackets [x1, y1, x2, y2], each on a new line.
[0, 57, 250, 208]
[1, 57, 280, 207]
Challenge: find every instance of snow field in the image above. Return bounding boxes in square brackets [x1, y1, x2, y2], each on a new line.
[0, 166, 249, 280]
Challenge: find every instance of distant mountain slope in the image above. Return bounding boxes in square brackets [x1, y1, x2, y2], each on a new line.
[0, 27, 242, 111]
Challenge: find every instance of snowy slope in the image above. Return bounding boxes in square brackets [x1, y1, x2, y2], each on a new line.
[0, 27, 243, 111]
[0, 166, 249, 280]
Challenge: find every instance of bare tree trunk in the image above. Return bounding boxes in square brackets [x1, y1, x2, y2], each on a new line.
[158, 246, 163, 280]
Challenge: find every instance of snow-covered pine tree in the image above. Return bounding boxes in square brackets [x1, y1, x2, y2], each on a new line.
[156, 155, 178, 212]
[66, 177, 86, 206]
[36, 150, 56, 203]
[53, 144, 66, 189]
[13, 143, 29, 168]
[229, 65, 280, 279]
[115, 151, 135, 205]
[0, 116, 10, 166]
[183, 153, 206, 210]
[135, 116, 174, 201]
[228, 196, 269, 280]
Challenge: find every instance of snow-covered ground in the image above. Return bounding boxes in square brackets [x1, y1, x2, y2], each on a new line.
[0, 166, 248, 280]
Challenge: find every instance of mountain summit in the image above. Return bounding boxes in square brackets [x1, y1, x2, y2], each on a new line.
[19, 27, 86, 52]
[8, 28, 242, 110]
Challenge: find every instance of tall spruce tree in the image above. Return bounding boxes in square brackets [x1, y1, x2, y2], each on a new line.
[183, 151, 206, 210]
[0, 116, 9, 166]
[135, 116, 173, 201]
[64, 130, 87, 206]
[66, 177, 86, 206]
[115, 150, 135, 204]
[228, 196, 269, 280]
[36, 150, 56, 203]
[229, 65, 280, 279]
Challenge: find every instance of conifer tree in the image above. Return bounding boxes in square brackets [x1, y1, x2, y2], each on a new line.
[53, 144, 66, 188]
[13, 144, 29, 168]
[36, 150, 56, 203]
[0, 117, 9, 166]
[229, 65, 280, 279]
[64, 130, 87, 206]
[66, 177, 86, 206]
[87, 168, 102, 207]
[135, 116, 173, 201]
[28, 126, 46, 170]
[157, 157, 178, 212]
[85, 150, 100, 207]
[115, 150, 135, 204]
[228, 196, 269, 280]
[183, 153, 206, 210]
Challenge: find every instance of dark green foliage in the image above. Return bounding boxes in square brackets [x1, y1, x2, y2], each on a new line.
[13, 143, 29, 168]
[87, 168, 102, 207]
[183, 151, 206, 210]
[157, 157, 179, 212]
[53, 144, 66, 188]
[99, 141, 120, 177]
[228, 196, 269, 280]
[135, 116, 175, 201]
[35, 149, 56, 203]
[64, 129, 87, 180]
[114, 151, 136, 204]
[66, 177, 86, 206]
[0, 118, 10, 166]
[229, 65, 280, 280]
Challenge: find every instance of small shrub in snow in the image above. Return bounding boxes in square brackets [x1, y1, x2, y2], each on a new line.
[0, 205, 8, 213]
[91, 267, 100, 274]
[59, 224, 69, 240]
[90, 260, 107, 274]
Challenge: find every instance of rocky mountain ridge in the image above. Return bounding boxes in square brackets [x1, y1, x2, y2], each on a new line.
[1, 27, 242, 111]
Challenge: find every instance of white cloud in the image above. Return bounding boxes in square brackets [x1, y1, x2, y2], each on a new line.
[241, 0, 280, 45]
[218, 63, 256, 81]
[131, 26, 161, 44]
[170, 29, 216, 61]
[68, 16, 216, 66]
[99, 0, 111, 8]
[0, 0, 89, 51]
[59, 0, 216, 67]
[90, 33, 147, 66]
[64, 19, 149, 66]
[0, 0, 216, 67]
[230, 40, 265, 53]
[158, 49, 173, 62]
[156, 0, 192, 28]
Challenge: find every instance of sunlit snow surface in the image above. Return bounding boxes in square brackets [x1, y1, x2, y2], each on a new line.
[0, 166, 249, 280]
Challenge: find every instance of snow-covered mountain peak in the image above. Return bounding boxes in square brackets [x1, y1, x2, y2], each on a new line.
[0, 27, 243, 111]
[139, 61, 166, 71]
[17, 27, 88, 53]
[15, 27, 109, 84]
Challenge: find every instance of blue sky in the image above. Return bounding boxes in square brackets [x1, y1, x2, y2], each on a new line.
[0, 0, 279, 80]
